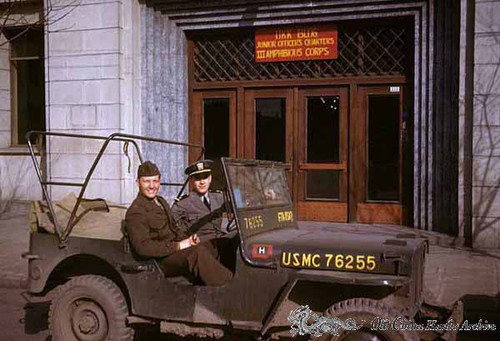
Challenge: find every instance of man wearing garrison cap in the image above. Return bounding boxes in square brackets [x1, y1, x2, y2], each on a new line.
[125, 161, 232, 286]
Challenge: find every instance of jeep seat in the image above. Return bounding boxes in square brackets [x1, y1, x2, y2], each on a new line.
[120, 220, 193, 285]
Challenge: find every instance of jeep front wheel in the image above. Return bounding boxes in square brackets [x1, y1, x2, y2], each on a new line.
[49, 275, 134, 341]
[318, 298, 418, 341]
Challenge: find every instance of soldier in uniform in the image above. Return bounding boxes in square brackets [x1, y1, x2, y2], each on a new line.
[172, 160, 236, 270]
[125, 161, 232, 286]
[172, 160, 226, 242]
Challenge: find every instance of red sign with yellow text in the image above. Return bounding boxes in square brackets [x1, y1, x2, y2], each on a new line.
[255, 25, 338, 62]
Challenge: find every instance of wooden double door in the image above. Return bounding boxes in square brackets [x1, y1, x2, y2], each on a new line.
[191, 85, 406, 224]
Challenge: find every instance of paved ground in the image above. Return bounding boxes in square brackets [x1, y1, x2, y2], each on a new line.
[0, 203, 31, 289]
[1, 203, 500, 340]
[0, 287, 49, 341]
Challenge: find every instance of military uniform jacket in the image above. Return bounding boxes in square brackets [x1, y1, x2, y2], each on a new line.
[171, 191, 225, 241]
[125, 194, 187, 258]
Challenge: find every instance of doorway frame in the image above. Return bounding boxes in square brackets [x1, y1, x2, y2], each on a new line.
[296, 87, 349, 222]
[190, 90, 238, 164]
[189, 75, 409, 224]
[352, 85, 406, 225]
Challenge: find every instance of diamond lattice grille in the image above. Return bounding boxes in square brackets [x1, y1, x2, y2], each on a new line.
[193, 26, 408, 82]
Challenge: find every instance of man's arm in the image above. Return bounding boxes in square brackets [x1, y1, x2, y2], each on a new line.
[171, 200, 192, 231]
[126, 209, 179, 258]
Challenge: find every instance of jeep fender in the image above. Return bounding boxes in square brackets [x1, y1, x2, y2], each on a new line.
[261, 269, 410, 335]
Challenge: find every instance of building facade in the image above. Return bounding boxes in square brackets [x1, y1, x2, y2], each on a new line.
[0, 0, 498, 248]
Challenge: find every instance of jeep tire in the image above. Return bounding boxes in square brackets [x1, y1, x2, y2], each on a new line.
[49, 275, 133, 341]
[318, 298, 418, 341]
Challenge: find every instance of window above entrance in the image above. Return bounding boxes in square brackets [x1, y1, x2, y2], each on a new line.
[192, 21, 410, 82]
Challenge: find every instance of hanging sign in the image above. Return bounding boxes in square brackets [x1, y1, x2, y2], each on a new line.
[255, 24, 338, 62]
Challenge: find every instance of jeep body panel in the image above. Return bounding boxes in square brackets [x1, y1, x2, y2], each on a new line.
[27, 232, 289, 325]
[27, 232, 158, 294]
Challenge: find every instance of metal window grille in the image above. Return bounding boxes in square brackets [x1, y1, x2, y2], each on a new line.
[193, 25, 407, 82]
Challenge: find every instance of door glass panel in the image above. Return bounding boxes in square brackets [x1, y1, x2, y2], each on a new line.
[255, 98, 286, 162]
[203, 98, 230, 189]
[307, 96, 340, 163]
[367, 95, 400, 201]
[306, 170, 340, 200]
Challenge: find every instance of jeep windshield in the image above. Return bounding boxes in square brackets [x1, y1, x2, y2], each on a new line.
[222, 158, 297, 239]
[226, 162, 291, 209]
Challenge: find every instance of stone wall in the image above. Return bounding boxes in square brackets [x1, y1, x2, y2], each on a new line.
[44, 0, 142, 204]
[471, 0, 500, 247]
[0, 33, 10, 149]
[42, 0, 188, 204]
[1, 0, 189, 206]
[139, 6, 188, 202]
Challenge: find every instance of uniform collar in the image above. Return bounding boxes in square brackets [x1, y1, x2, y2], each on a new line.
[137, 193, 165, 207]
[200, 193, 209, 203]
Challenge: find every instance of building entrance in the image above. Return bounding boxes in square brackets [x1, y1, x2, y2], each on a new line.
[191, 84, 407, 224]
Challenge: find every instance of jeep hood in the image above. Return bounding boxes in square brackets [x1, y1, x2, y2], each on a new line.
[244, 226, 427, 276]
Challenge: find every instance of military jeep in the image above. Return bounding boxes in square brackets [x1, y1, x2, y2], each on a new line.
[24, 131, 459, 341]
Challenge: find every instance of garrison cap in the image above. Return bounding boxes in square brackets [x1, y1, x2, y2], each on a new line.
[137, 161, 160, 178]
[185, 159, 213, 177]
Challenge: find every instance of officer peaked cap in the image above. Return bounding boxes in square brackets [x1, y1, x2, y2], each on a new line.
[185, 160, 213, 177]
[137, 161, 161, 178]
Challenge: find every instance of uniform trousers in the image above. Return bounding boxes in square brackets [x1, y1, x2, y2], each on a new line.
[159, 240, 232, 286]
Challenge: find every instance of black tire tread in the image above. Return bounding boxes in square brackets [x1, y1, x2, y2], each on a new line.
[48, 275, 133, 341]
[323, 298, 418, 341]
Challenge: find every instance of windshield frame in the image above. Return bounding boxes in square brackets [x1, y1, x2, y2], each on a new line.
[222, 158, 297, 234]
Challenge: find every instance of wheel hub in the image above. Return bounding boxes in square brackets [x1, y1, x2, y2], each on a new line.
[79, 311, 99, 334]
[71, 300, 108, 340]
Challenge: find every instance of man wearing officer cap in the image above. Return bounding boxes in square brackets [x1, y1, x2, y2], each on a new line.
[125, 161, 232, 286]
[172, 160, 226, 242]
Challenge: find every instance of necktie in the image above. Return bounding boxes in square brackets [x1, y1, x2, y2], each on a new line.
[203, 196, 211, 211]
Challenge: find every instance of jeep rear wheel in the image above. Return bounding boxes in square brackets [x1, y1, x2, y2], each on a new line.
[49, 275, 133, 341]
[317, 298, 418, 341]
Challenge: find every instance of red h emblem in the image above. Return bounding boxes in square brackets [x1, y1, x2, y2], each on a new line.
[252, 244, 273, 259]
